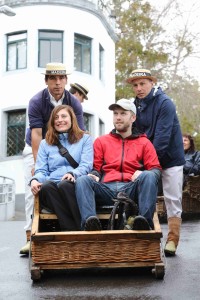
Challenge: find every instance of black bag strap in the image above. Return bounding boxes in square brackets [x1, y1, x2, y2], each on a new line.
[57, 141, 79, 169]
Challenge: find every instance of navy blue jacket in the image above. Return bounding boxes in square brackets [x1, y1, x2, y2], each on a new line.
[134, 87, 185, 169]
[25, 88, 85, 146]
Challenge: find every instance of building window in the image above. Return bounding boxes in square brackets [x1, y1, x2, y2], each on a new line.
[7, 32, 27, 71]
[99, 118, 105, 136]
[84, 113, 92, 132]
[6, 110, 26, 157]
[74, 34, 91, 74]
[99, 44, 104, 80]
[38, 30, 63, 67]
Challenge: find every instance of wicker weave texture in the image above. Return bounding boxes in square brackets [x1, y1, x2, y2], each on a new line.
[157, 176, 200, 214]
[32, 238, 161, 264]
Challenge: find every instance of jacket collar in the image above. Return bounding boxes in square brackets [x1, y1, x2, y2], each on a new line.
[58, 133, 69, 141]
[134, 86, 162, 110]
[110, 127, 146, 139]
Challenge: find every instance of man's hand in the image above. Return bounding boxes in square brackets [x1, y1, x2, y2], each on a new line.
[88, 174, 99, 182]
[131, 170, 143, 181]
[31, 180, 42, 195]
[61, 173, 75, 182]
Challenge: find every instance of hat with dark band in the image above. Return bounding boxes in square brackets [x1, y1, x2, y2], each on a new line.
[126, 68, 157, 83]
[42, 62, 71, 75]
[70, 83, 89, 100]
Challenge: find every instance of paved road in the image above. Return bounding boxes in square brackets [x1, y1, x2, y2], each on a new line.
[0, 216, 200, 300]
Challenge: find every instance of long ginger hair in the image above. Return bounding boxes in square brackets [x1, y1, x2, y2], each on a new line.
[45, 105, 85, 145]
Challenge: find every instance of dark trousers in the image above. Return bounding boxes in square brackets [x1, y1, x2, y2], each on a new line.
[39, 180, 81, 231]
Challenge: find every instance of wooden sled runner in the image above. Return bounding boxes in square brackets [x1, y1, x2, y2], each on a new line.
[30, 195, 165, 281]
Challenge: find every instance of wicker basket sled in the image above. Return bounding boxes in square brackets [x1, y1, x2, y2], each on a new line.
[30, 195, 165, 281]
[157, 175, 200, 221]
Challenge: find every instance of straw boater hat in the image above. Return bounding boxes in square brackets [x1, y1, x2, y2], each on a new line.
[126, 68, 157, 84]
[42, 62, 71, 75]
[70, 83, 89, 100]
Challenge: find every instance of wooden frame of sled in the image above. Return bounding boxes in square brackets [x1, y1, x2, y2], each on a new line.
[30, 195, 165, 281]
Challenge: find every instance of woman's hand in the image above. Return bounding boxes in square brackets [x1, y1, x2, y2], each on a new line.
[31, 180, 42, 195]
[61, 173, 75, 182]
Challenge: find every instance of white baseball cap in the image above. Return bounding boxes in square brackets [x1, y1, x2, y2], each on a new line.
[109, 98, 136, 114]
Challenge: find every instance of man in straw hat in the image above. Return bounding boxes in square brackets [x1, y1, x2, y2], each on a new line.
[126, 68, 185, 256]
[20, 62, 85, 255]
[69, 82, 89, 103]
[75, 99, 161, 231]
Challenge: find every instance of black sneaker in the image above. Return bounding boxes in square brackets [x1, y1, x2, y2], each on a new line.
[132, 216, 151, 230]
[84, 216, 102, 231]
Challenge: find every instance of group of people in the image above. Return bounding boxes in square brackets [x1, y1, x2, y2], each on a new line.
[20, 64, 192, 259]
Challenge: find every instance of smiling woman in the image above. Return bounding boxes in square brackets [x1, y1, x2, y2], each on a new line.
[54, 108, 72, 133]
[29, 104, 93, 232]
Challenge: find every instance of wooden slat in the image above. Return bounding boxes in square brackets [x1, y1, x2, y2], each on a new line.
[39, 213, 113, 220]
[32, 261, 162, 270]
[40, 213, 57, 219]
[31, 195, 40, 235]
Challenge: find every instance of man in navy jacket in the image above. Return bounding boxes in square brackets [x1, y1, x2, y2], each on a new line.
[127, 69, 185, 256]
[20, 62, 85, 255]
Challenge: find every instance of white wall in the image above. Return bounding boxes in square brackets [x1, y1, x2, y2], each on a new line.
[0, 2, 116, 195]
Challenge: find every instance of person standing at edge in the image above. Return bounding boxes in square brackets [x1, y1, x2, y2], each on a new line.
[69, 83, 89, 103]
[20, 62, 85, 255]
[126, 69, 185, 256]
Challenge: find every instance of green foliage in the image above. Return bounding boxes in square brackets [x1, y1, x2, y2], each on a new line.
[113, 0, 200, 142]
[114, 0, 169, 99]
[167, 76, 200, 150]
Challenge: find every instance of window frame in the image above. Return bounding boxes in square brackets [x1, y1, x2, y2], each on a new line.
[99, 44, 104, 81]
[74, 33, 92, 74]
[6, 31, 27, 71]
[38, 30, 63, 68]
[1, 108, 26, 158]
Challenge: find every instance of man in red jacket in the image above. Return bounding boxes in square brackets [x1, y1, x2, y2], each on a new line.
[75, 99, 162, 231]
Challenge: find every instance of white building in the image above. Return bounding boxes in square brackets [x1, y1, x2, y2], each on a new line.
[0, 0, 117, 210]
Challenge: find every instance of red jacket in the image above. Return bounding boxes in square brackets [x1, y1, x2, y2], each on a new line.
[93, 129, 161, 183]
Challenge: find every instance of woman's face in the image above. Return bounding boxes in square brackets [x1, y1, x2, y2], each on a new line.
[183, 136, 191, 151]
[54, 108, 71, 132]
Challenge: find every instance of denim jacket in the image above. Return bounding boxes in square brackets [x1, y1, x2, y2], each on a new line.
[32, 133, 93, 183]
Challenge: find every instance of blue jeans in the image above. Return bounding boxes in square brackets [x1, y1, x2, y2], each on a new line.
[75, 170, 160, 229]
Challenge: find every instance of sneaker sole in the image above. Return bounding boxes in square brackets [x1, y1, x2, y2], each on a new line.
[85, 217, 102, 231]
[132, 217, 150, 230]
[164, 249, 176, 257]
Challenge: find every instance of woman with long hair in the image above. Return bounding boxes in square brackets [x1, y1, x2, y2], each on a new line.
[30, 105, 93, 231]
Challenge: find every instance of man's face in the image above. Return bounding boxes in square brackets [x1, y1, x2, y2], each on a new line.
[113, 108, 136, 133]
[74, 91, 85, 103]
[131, 78, 154, 99]
[45, 75, 67, 100]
